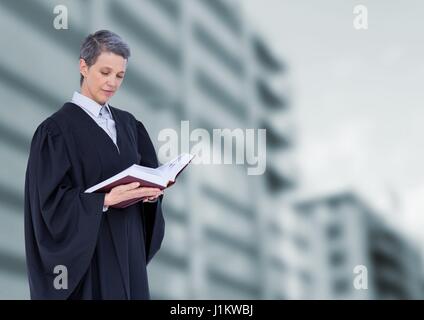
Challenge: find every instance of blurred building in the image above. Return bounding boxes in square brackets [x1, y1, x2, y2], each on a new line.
[295, 192, 423, 299]
[0, 0, 295, 299]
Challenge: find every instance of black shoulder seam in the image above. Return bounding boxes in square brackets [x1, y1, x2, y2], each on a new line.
[42, 117, 64, 138]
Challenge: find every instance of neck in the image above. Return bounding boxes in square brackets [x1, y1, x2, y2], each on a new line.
[80, 84, 105, 105]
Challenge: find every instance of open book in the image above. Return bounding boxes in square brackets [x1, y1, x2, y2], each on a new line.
[85, 153, 194, 208]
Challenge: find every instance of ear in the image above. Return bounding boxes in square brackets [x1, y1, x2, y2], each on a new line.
[79, 58, 89, 78]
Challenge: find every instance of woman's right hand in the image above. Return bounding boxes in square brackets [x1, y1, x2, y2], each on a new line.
[104, 182, 163, 207]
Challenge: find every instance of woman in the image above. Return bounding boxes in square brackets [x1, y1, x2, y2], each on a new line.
[24, 30, 165, 299]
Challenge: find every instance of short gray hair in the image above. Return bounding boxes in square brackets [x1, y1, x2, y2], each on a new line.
[79, 30, 131, 86]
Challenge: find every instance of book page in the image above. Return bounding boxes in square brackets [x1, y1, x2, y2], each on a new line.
[133, 165, 162, 177]
[157, 154, 192, 182]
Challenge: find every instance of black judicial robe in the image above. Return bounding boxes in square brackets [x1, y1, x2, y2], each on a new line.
[24, 102, 165, 299]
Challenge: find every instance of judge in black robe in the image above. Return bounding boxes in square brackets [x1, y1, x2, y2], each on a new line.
[24, 101, 165, 299]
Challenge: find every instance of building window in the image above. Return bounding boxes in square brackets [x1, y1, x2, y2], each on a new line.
[252, 37, 284, 72]
[199, 0, 241, 35]
[293, 234, 309, 251]
[299, 270, 313, 286]
[326, 223, 343, 240]
[333, 277, 350, 294]
[196, 69, 247, 120]
[193, 23, 244, 78]
[147, 0, 180, 20]
[329, 250, 345, 266]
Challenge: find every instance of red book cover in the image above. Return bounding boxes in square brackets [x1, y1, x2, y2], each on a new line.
[85, 153, 194, 209]
[95, 176, 167, 209]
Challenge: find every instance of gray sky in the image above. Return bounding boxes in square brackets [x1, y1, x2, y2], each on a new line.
[242, 0, 424, 240]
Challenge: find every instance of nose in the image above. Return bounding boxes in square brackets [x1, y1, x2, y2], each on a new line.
[107, 73, 120, 86]
[106, 78, 117, 90]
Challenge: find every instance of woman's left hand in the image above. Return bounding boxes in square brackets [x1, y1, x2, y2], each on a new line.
[143, 193, 163, 203]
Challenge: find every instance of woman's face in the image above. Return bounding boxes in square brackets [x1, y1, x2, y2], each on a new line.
[80, 51, 127, 105]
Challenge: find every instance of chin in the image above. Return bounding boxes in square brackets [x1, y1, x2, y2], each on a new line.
[96, 96, 108, 105]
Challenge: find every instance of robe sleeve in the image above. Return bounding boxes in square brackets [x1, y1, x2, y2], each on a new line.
[136, 120, 165, 265]
[24, 118, 105, 299]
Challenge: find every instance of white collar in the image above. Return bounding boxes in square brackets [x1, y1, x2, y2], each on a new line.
[71, 91, 111, 117]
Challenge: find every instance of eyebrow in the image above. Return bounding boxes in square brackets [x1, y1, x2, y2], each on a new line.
[100, 67, 125, 74]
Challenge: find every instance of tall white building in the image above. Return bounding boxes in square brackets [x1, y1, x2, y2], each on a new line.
[295, 192, 423, 299]
[0, 0, 294, 299]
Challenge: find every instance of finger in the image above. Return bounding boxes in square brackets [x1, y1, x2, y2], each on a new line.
[143, 196, 157, 202]
[152, 191, 164, 198]
[139, 187, 161, 193]
[128, 189, 161, 198]
[126, 182, 141, 190]
[117, 182, 140, 192]
[143, 190, 163, 198]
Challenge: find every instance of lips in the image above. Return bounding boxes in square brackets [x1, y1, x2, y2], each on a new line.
[102, 89, 115, 96]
